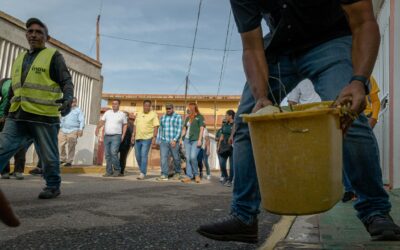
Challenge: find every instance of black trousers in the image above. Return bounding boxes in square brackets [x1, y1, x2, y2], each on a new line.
[119, 146, 132, 174]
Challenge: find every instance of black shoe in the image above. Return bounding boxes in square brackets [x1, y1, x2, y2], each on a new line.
[63, 163, 72, 167]
[342, 191, 356, 203]
[38, 187, 61, 199]
[364, 214, 400, 241]
[29, 168, 43, 176]
[113, 172, 124, 177]
[197, 215, 258, 243]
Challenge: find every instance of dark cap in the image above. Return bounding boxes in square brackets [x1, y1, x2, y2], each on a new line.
[26, 18, 49, 36]
[165, 103, 174, 108]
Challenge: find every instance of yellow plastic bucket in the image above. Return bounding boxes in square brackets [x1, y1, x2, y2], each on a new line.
[242, 102, 342, 215]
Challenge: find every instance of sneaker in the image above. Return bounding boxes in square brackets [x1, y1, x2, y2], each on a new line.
[195, 176, 201, 183]
[38, 187, 61, 199]
[137, 173, 145, 180]
[29, 167, 42, 176]
[197, 215, 258, 243]
[206, 175, 211, 180]
[342, 191, 357, 203]
[157, 175, 169, 181]
[224, 181, 232, 187]
[181, 177, 191, 183]
[102, 173, 113, 177]
[63, 163, 72, 167]
[60, 161, 65, 165]
[364, 214, 400, 241]
[112, 172, 124, 177]
[219, 177, 225, 183]
[1, 173, 10, 179]
[15, 172, 24, 180]
[171, 173, 181, 180]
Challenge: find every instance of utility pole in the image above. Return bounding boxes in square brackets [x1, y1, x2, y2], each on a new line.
[96, 15, 101, 62]
[184, 75, 189, 112]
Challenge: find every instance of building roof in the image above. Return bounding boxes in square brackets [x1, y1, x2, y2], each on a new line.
[0, 11, 102, 68]
[102, 93, 241, 102]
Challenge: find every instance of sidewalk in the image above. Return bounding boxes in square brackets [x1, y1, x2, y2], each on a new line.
[274, 189, 400, 249]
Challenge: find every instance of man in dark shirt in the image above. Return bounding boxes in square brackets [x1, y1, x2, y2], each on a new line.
[119, 112, 135, 175]
[0, 18, 74, 199]
[198, 0, 399, 243]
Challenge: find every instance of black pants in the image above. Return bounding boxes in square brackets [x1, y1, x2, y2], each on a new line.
[1, 147, 28, 175]
[119, 146, 132, 174]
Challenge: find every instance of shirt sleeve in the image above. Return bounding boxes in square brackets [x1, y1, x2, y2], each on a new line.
[79, 110, 85, 130]
[174, 115, 183, 141]
[153, 113, 160, 127]
[101, 111, 108, 121]
[230, 0, 263, 33]
[50, 51, 74, 101]
[198, 115, 205, 127]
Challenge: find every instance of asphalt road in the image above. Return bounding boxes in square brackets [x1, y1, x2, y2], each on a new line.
[0, 171, 280, 249]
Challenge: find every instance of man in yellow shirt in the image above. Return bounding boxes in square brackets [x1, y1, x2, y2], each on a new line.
[132, 100, 159, 180]
[364, 76, 381, 129]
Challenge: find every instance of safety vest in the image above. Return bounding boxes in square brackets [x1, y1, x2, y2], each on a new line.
[10, 48, 62, 117]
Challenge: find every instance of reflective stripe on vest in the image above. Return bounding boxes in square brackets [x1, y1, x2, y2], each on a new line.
[10, 48, 62, 117]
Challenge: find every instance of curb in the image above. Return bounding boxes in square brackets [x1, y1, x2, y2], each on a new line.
[259, 216, 296, 250]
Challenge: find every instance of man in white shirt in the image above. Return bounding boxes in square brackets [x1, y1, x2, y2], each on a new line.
[286, 79, 321, 105]
[95, 100, 127, 177]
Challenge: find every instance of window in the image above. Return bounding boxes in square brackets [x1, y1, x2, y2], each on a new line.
[130, 102, 136, 106]
[175, 106, 185, 111]
[152, 105, 162, 111]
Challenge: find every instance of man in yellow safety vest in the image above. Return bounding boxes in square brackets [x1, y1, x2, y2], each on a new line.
[0, 18, 74, 199]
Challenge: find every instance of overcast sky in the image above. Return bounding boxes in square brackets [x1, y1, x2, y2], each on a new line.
[2, 0, 253, 96]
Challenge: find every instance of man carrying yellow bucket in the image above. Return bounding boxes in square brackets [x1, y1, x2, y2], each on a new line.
[197, 0, 399, 243]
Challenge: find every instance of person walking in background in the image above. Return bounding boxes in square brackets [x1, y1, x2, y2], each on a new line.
[0, 18, 74, 199]
[133, 100, 159, 180]
[215, 123, 224, 183]
[342, 75, 381, 202]
[96, 99, 127, 177]
[156, 103, 182, 181]
[198, 127, 211, 180]
[119, 112, 135, 176]
[181, 103, 205, 184]
[58, 97, 84, 167]
[217, 110, 235, 187]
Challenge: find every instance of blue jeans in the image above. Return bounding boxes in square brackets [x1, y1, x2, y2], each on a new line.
[104, 135, 122, 174]
[343, 168, 355, 193]
[232, 36, 390, 224]
[184, 138, 200, 178]
[0, 119, 61, 188]
[198, 149, 211, 176]
[135, 139, 152, 175]
[160, 141, 181, 176]
[220, 153, 234, 182]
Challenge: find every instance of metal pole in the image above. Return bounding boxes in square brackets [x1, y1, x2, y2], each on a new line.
[96, 15, 101, 62]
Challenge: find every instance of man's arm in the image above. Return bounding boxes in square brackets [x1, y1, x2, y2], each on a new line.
[121, 123, 127, 141]
[241, 27, 273, 112]
[338, 0, 380, 130]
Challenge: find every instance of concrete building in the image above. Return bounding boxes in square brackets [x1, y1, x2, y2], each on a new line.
[0, 11, 103, 165]
[102, 93, 241, 133]
[372, 0, 400, 188]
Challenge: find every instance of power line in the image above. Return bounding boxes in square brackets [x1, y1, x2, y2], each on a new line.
[100, 34, 240, 52]
[184, 0, 203, 107]
[216, 9, 232, 97]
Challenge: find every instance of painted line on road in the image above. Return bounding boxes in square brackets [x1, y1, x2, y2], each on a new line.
[259, 215, 296, 250]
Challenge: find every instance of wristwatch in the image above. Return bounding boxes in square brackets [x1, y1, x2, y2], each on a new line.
[350, 75, 370, 95]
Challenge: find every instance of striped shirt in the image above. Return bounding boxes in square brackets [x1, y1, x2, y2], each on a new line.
[158, 112, 183, 142]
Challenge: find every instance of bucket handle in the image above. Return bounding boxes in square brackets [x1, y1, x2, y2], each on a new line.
[282, 123, 310, 133]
